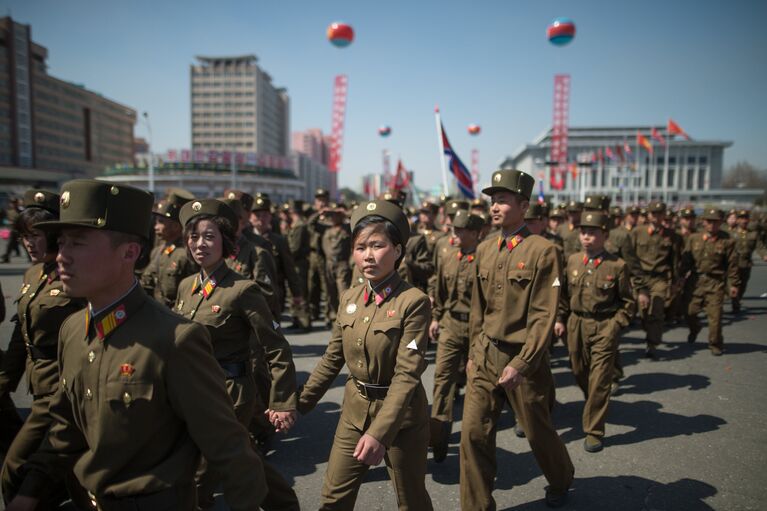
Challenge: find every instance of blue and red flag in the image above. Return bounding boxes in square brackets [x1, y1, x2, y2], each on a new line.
[537, 179, 545, 204]
[440, 123, 475, 199]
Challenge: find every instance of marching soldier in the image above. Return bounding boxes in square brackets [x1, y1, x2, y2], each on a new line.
[307, 188, 330, 320]
[322, 203, 352, 325]
[418, 200, 445, 261]
[429, 200, 469, 296]
[682, 208, 740, 355]
[606, 205, 639, 259]
[678, 207, 697, 238]
[461, 169, 574, 509]
[428, 210, 484, 463]
[140, 189, 196, 308]
[297, 200, 433, 510]
[548, 205, 565, 236]
[560, 211, 635, 453]
[624, 201, 683, 359]
[729, 209, 758, 314]
[285, 200, 313, 329]
[6, 180, 269, 511]
[558, 200, 583, 259]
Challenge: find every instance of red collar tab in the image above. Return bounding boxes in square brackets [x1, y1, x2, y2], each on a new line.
[498, 234, 524, 252]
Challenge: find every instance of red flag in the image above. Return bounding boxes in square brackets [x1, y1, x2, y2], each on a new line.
[651, 127, 666, 146]
[667, 119, 691, 140]
[392, 159, 410, 190]
[605, 146, 616, 161]
[615, 145, 625, 162]
[623, 141, 633, 155]
[637, 132, 654, 155]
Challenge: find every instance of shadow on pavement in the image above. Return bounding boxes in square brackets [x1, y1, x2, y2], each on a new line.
[613, 372, 711, 395]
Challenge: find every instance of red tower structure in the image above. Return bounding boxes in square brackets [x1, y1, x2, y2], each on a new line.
[328, 74, 348, 198]
[550, 74, 570, 190]
[471, 149, 480, 197]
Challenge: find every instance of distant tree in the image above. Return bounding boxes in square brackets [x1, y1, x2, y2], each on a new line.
[722, 161, 767, 189]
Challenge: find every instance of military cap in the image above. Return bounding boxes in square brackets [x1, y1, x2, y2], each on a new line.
[627, 205, 641, 215]
[701, 207, 723, 221]
[639, 207, 648, 215]
[609, 206, 623, 218]
[584, 194, 611, 212]
[350, 200, 410, 245]
[524, 203, 546, 220]
[444, 199, 470, 216]
[153, 188, 194, 221]
[556, 202, 567, 211]
[647, 201, 666, 213]
[549, 207, 565, 219]
[680, 207, 696, 218]
[727, 208, 736, 216]
[380, 190, 403, 207]
[36, 180, 153, 239]
[315, 188, 330, 199]
[439, 194, 451, 206]
[179, 198, 238, 229]
[251, 194, 272, 212]
[419, 200, 439, 214]
[22, 189, 59, 215]
[220, 198, 245, 219]
[566, 200, 584, 213]
[452, 210, 485, 231]
[326, 202, 347, 214]
[737, 209, 750, 218]
[482, 169, 535, 200]
[470, 198, 488, 211]
[284, 199, 304, 213]
[579, 211, 610, 231]
[223, 189, 254, 212]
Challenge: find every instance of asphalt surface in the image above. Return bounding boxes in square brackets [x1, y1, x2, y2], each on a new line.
[0, 251, 765, 511]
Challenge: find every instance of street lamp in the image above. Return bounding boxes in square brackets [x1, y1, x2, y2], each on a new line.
[142, 111, 155, 193]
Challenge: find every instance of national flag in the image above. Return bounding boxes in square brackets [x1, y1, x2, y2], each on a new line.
[651, 127, 666, 146]
[667, 118, 691, 140]
[605, 146, 616, 161]
[392, 159, 411, 190]
[623, 141, 633, 156]
[637, 132, 654, 155]
[440, 123, 475, 199]
[615, 145, 625, 162]
[537, 179, 545, 204]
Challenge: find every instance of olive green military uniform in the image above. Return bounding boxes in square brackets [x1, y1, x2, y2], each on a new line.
[562, 213, 635, 445]
[286, 201, 312, 329]
[419, 227, 445, 260]
[682, 209, 740, 353]
[0, 261, 86, 504]
[227, 235, 279, 314]
[263, 229, 309, 321]
[308, 190, 330, 320]
[427, 200, 468, 298]
[461, 170, 573, 510]
[731, 212, 759, 312]
[299, 200, 432, 511]
[322, 219, 352, 323]
[400, 232, 433, 293]
[624, 202, 683, 351]
[15, 180, 269, 510]
[557, 201, 583, 259]
[606, 224, 633, 259]
[430, 211, 484, 462]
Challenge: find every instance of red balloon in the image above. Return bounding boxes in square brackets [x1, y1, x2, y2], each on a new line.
[327, 22, 354, 48]
[468, 124, 481, 135]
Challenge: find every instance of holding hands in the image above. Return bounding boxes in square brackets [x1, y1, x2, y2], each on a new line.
[265, 409, 298, 433]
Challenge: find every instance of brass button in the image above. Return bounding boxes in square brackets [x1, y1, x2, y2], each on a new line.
[356, 338, 363, 346]
[87, 351, 95, 363]
[122, 392, 132, 407]
[363, 316, 369, 323]
[85, 388, 93, 400]
[498, 264, 503, 269]
[496, 284, 502, 289]
[61, 377, 67, 386]
[357, 360, 363, 368]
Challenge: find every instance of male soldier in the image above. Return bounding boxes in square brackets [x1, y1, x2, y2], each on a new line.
[285, 200, 312, 329]
[140, 189, 196, 308]
[322, 203, 351, 325]
[307, 188, 330, 320]
[470, 197, 488, 217]
[418, 200, 445, 261]
[558, 200, 583, 259]
[461, 169, 574, 509]
[609, 206, 623, 229]
[624, 201, 683, 359]
[526, 203, 563, 249]
[429, 210, 483, 462]
[6, 180, 269, 510]
[637, 207, 648, 226]
[251, 195, 310, 329]
[682, 208, 739, 355]
[560, 211, 635, 453]
[606, 205, 639, 259]
[722, 209, 737, 234]
[548, 206, 565, 237]
[678, 208, 697, 237]
[730, 209, 759, 314]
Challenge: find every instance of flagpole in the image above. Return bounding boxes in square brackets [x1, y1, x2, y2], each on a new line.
[663, 130, 670, 204]
[434, 106, 449, 196]
[635, 134, 641, 204]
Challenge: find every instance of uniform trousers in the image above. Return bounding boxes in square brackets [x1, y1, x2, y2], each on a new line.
[431, 316, 469, 425]
[319, 413, 432, 510]
[324, 263, 351, 323]
[640, 277, 669, 346]
[307, 253, 327, 319]
[566, 315, 618, 438]
[459, 334, 573, 511]
[734, 267, 751, 306]
[686, 275, 725, 349]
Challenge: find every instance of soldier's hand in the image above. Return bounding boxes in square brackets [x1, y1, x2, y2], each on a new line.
[266, 409, 298, 433]
[353, 433, 385, 465]
[428, 320, 440, 340]
[466, 358, 475, 380]
[6, 496, 39, 511]
[638, 293, 650, 310]
[498, 366, 523, 391]
[554, 321, 566, 338]
[730, 286, 739, 299]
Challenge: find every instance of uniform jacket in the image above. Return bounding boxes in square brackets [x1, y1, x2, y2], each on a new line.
[681, 231, 740, 286]
[732, 227, 759, 269]
[140, 238, 196, 308]
[625, 225, 683, 293]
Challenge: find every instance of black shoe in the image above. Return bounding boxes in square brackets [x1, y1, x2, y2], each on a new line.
[584, 434, 603, 453]
[687, 326, 700, 344]
[711, 346, 723, 356]
[545, 486, 569, 508]
[644, 348, 659, 360]
[513, 422, 526, 438]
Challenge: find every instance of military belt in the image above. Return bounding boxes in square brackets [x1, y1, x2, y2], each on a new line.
[90, 486, 179, 511]
[573, 310, 616, 321]
[351, 376, 389, 400]
[25, 343, 57, 361]
[449, 310, 470, 322]
[218, 361, 248, 379]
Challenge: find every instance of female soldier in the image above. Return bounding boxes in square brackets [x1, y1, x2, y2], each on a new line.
[174, 199, 299, 510]
[0, 190, 86, 505]
[295, 200, 433, 510]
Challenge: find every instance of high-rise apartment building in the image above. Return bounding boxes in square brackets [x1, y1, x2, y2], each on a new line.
[190, 55, 289, 157]
[0, 16, 136, 181]
[292, 128, 328, 166]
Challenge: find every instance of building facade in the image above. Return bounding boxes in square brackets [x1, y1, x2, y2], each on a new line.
[292, 128, 329, 166]
[503, 126, 760, 206]
[292, 151, 331, 201]
[0, 16, 136, 190]
[191, 55, 289, 157]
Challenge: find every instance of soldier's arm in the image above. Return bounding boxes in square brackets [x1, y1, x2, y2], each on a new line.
[241, 284, 297, 411]
[431, 256, 446, 322]
[509, 244, 560, 377]
[167, 321, 267, 510]
[406, 236, 434, 285]
[556, 248, 570, 324]
[614, 262, 636, 328]
[624, 230, 648, 294]
[278, 237, 303, 297]
[366, 294, 430, 448]
[679, 235, 694, 277]
[251, 247, 279, 317]
[139, 247, 160, 296]
[0, 320, 29, 398]
[725, 240, 741, 290]
[468, 244, 487, 352]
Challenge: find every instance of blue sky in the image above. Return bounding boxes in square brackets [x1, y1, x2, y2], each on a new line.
[6, 0, 767, 191]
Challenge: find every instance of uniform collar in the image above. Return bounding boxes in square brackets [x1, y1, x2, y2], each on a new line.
[497, 224, 529, 252]
[457, 249, 476, 262]
[582, 251, 606, 268]
[163, 237, 184, 256]
[192, 261, 229, 298]
[86, 280, 142, 342]
[42, 261, 58, 284]
[364, 271, 401, 306]
[702, 233, 718, 242]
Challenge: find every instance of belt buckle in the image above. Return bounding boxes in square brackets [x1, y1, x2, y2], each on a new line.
[355, 380, 369, 400]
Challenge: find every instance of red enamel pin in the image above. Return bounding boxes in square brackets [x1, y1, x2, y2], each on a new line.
[120, 363, 135, 377]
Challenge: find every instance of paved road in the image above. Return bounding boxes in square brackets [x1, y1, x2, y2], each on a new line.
[1, 254, 765, 510]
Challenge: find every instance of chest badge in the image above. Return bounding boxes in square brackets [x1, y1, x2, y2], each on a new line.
[606, 275, 614, 281]
[387, 309, 396, 318]
[177, 300, 184, 310]
[211, 305, 221, 313]
[119, 363, 135, 377]
[517, 261, 526, 270]
[49, 289, 61, 296]
[572, 270, 578, 277]
[20, 284, 30, 294]
[346, 303, 357, 314]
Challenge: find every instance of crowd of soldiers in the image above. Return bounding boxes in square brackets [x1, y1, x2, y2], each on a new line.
[0, 172, 765, 510]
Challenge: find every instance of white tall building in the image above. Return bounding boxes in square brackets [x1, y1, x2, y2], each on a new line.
[190, 55, 289, 156]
